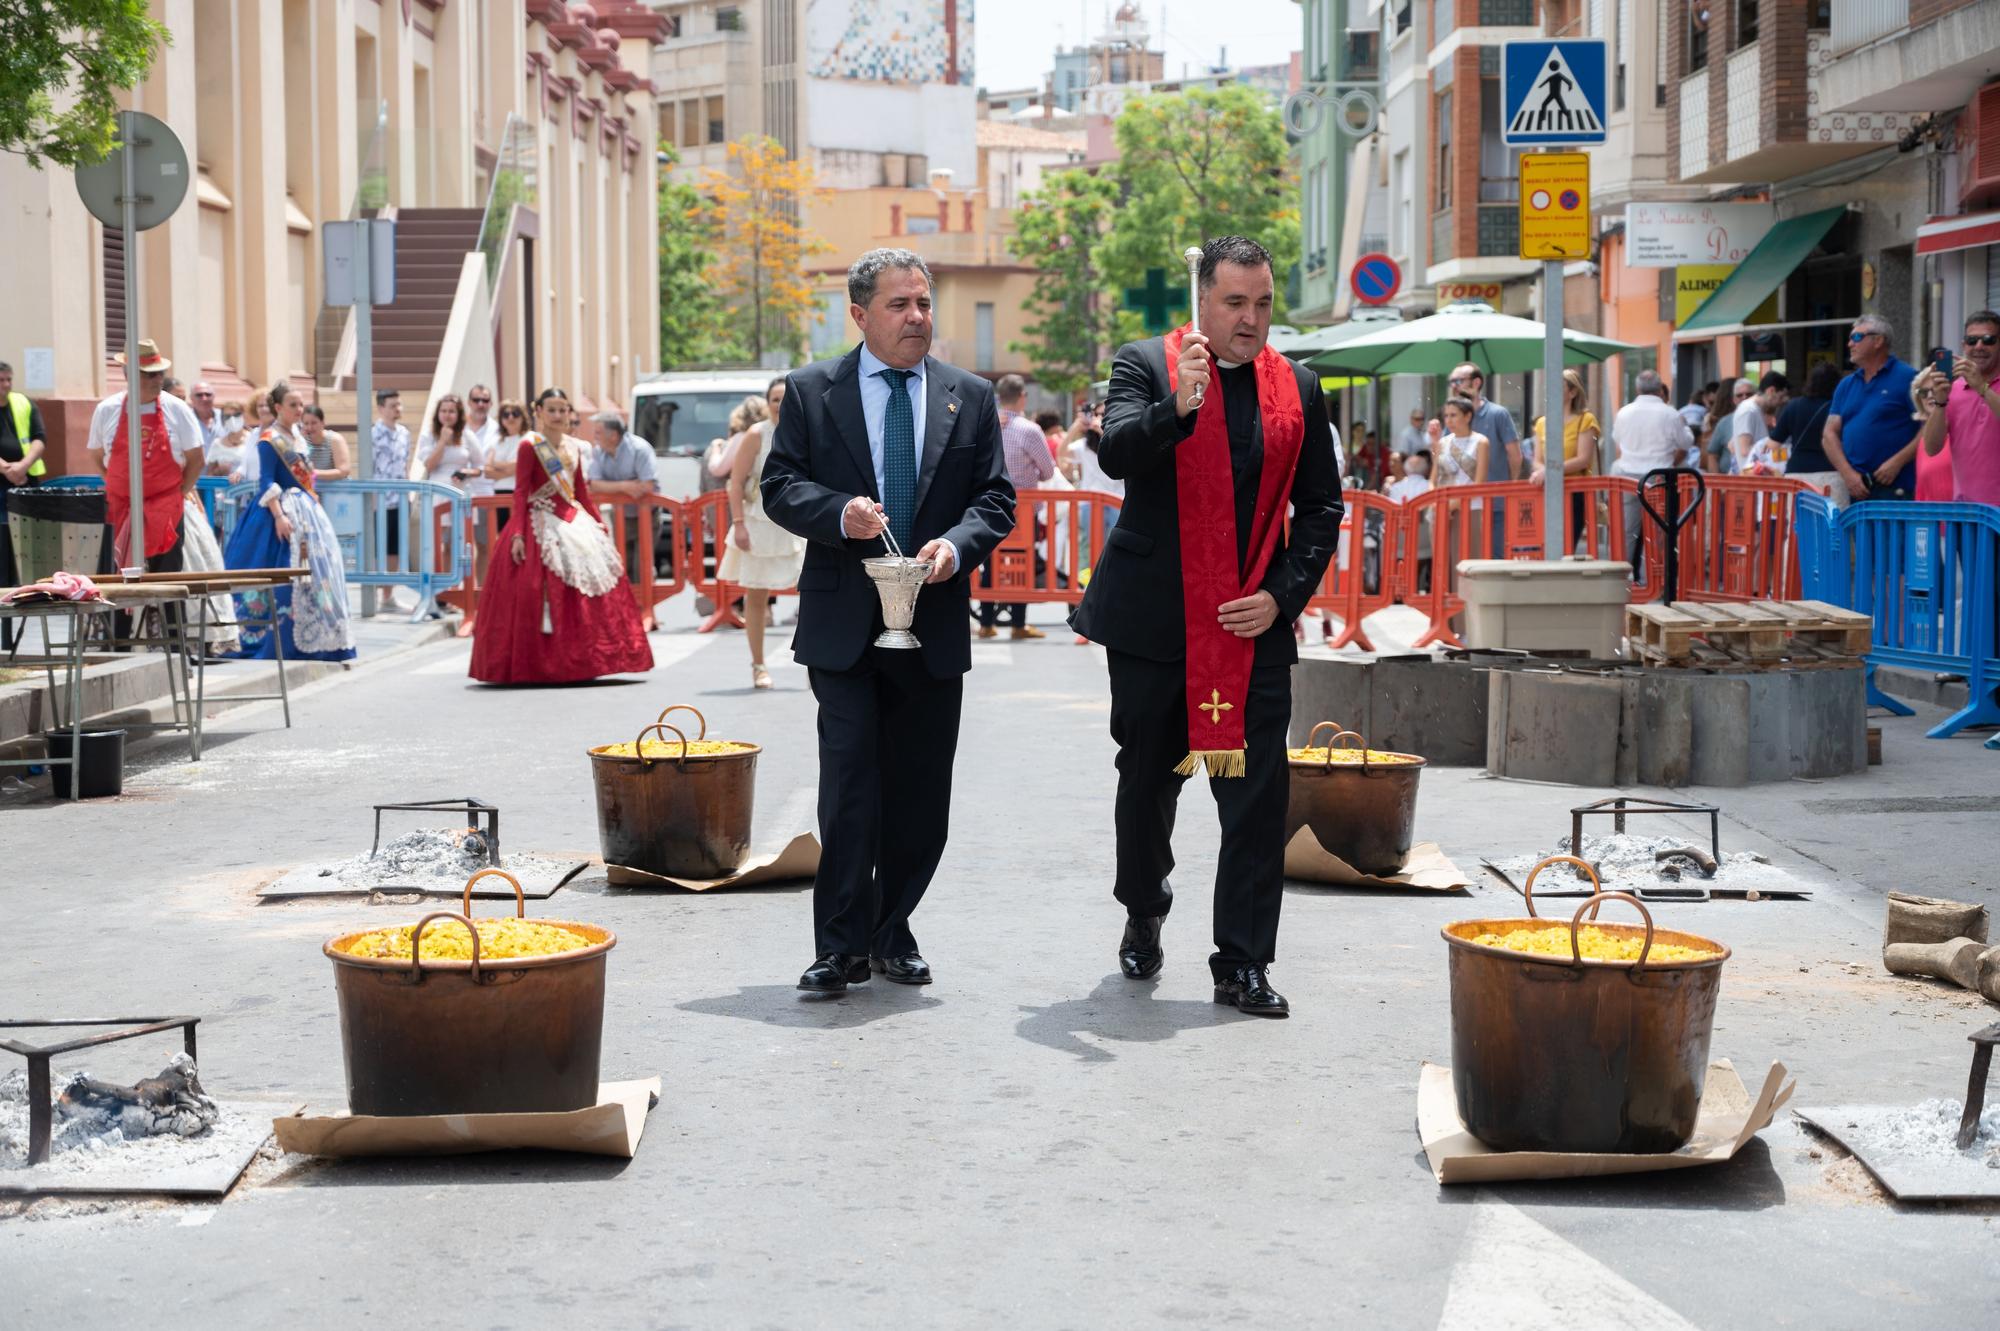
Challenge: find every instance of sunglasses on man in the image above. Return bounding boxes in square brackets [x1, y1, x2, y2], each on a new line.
[1965, 334, 1999, 347]
[1848, 330, 1881, 343]
[470, 396, 492, 405]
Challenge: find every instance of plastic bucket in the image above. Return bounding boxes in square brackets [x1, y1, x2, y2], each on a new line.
[44, 728, 125, 799]
[6, 486, 107, 585]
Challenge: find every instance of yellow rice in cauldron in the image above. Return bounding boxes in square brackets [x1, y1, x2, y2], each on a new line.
[1287, 747, 1422, 764]
[594, 739, 755, 759]
[1469, 924, 1722, 964]
[335, 917, 594, 962]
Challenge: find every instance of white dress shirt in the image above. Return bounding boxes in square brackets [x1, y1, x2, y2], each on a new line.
[853, 343, 955, 573]
[1610, 394, 1697, 477]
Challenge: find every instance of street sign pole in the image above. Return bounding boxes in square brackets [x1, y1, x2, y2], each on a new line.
[355, 224, 377, 618]
[120, 111, 145, 566]
[1543, 256, 1564, 560]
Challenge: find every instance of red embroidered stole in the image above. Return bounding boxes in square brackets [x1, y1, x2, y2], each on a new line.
[1163, 325, 1305, 777]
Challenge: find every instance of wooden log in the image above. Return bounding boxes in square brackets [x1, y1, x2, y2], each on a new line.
[1884, 891, 1990, 948]
[1978, 947, 2000, 1005]
[1884, 937, 1989, 989]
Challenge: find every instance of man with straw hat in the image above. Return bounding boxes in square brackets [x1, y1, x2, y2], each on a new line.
[1071, 237, 1343, 1018]
[88, 337, 205, 576]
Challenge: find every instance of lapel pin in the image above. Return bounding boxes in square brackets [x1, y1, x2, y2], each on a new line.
[948, 402, 958, 414]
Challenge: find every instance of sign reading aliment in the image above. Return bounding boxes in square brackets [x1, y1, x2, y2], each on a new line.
[1674, 265, 1779, 326]
[1624, 202, 1778, 268]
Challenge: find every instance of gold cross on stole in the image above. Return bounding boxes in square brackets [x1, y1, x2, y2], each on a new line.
[1198, 688, 1234, 725]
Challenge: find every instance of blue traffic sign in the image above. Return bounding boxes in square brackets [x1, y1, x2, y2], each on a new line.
[1502, 40, 1607, 146]
[1350, 252, 1401, 306]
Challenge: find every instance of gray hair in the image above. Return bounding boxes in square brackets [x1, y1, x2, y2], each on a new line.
[1635, 369, 1667, 398]
[1733, 377, 1756, 394]
[591, 412, 625, 442]
[848, 248, 934, 307]
[1853, 313, 1893, 343]
[994, 373, 1027, 404]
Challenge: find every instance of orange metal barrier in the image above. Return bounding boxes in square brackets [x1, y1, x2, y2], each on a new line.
[973, 489, 1122, 606]
[1305, 490, 1399, 650]
[1400, 481, 1545, 648]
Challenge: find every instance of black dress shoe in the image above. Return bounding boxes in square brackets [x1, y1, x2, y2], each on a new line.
[869, 953, 933, 985]
[1213, 965, 1289, 1017]
[798, 953, 871, 992]
[1119, 914, 1166, 979]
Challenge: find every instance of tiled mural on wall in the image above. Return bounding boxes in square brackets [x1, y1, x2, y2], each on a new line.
[807, 0, 975, 85]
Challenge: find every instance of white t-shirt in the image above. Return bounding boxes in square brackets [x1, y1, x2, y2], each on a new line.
[461, 418, 499, 497]
[1727, 397, 1767, 474]
[492, 433, 525, 492]
[1067, 439, 1124, 499]
[87, 392, 204, 465]
[1387, 474, 1432, 503]
[420, 431, 472, 487]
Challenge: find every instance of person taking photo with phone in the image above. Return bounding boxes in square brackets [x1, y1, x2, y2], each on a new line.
[1915, 310, 2000, 507]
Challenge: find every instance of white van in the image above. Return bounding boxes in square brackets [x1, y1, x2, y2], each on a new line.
[630, 370, 784, 498]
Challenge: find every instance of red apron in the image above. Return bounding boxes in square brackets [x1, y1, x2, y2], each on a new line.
[104, 398, 185, 560]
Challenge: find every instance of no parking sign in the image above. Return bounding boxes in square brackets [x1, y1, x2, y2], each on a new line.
[1350, 253, 1401, 306]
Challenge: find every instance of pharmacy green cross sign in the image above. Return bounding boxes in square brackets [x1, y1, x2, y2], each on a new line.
[1123, 267, 1182, 334]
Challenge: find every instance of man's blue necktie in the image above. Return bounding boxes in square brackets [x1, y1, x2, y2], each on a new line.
[878, 367, 917, 551]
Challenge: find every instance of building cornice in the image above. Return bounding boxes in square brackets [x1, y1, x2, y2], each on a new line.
[592, 0, 671, 43]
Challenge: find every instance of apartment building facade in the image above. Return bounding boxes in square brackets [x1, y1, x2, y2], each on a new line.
[1, 0, 669, 470]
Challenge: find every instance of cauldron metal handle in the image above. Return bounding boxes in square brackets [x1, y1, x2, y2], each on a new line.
[407, 911, 483, 985]
[1569, 891, 1655, 974]
[631, 721, 691, 769]
[1304, 721, 1348, 756]
[655, 704, 708, 741]
[463, 867, 526, 920]
[1521, 854, 1602, 919]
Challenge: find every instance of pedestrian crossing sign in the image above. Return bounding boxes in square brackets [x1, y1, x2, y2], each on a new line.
[1502, 40, 1607, 147]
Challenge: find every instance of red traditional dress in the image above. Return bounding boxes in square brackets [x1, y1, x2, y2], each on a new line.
[468, 433, 653, 683]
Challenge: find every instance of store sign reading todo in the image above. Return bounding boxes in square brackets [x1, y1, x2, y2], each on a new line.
[1624, 202, 1777, 268]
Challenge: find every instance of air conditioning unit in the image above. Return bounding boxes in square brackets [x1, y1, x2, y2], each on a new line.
[1960, 81, 2000, 207]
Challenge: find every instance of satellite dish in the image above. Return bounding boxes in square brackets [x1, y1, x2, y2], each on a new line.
[75, 111, 189, 232]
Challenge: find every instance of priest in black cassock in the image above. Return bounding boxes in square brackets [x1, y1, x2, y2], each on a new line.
[1070, 236, 1343, 1017]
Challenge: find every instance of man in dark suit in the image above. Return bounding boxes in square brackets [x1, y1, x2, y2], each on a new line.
[1070, 236, 1342, 1017]
[762, 248, 1017, 993]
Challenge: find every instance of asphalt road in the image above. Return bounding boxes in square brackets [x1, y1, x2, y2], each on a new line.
[2, 606, 1996, 1328]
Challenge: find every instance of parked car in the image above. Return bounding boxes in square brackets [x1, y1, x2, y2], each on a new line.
[629, 370, 787, 582]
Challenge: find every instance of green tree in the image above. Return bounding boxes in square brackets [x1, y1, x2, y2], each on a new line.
[657, 153, 745, 367]
[1099, 85, 1301, 319]
[1006, 168, 1121, 395]
[0, 1, 168, 168]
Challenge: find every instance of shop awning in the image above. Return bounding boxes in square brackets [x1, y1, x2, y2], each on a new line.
[1915, 209, 2000, 256]
[1677, 206, 1846, 335]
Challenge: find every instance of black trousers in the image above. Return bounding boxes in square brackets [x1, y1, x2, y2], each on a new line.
[1106, 649, 1290, 979]
[808, 647, 964, 958]
[113, 522, 186, 649]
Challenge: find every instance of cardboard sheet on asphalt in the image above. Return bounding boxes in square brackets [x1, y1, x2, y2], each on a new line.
[273, 1078, 660, 1159]
[1285, 830, 1469, 892]
[1792, 1104, 2000, 1201]
[0, 1099, 299, 1196]
[605, 832, 819, 891]
[259, 855, 590, 900]
[1417, 1059, 1793, 1183]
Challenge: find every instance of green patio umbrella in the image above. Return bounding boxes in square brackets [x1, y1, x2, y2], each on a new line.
[1306, 303, 1639, 376]
[1271, 311, 1405, 361]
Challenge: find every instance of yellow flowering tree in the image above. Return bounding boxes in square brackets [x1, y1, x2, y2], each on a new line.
[699, 138, 831, 366]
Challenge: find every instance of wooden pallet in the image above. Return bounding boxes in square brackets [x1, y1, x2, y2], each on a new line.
[1626, 599, 1871, 666]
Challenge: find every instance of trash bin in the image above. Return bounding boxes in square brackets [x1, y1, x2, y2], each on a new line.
[7, 486, 107, 586]
[44, 728, 125, 799]
[1456, 558, 1630, 658]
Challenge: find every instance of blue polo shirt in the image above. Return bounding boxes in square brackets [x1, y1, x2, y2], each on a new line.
[1830, 356, 1919, 474]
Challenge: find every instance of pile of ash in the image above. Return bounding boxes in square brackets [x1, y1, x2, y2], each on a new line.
[1840, 1098, 2000, 1170]
[1490, 832, 1809, 898]
[314, 826, 497, 892]
[1, 1053, 218, 1168]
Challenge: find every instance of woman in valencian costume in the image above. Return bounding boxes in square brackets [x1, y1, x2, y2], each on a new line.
[224, 380, 354, 662]
[469, 387, 653, 684]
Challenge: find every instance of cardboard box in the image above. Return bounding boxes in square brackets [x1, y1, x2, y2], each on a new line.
[1418, 1059, 1792, 1183]
[273, 1078, 660, 1159]
[1284, 829, 1470, 892]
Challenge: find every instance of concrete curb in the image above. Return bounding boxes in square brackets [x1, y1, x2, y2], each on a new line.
[1872, 663, 1974, 710]
[0, 613, 461, 758]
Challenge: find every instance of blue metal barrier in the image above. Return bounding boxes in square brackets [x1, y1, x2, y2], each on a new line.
[1792, 491, 1843, 602]
[1819, 501, 2000, 747]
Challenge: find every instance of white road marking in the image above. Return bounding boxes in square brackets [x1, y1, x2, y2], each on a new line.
[1436, 1196, 1702, 1331]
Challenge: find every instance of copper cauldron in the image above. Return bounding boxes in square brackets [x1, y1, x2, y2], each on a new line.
[588, 705, 761, 879]
[324, 870, 616, 1116]
[1441, 856, 1730, 1154]
[1285, 722, 1427, 874]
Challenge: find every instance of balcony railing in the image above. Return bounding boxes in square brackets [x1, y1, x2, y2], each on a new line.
[1829, 0, 1908, 56]
[1475, 206, 1518, 258]
[1479, 0, 1535, 25]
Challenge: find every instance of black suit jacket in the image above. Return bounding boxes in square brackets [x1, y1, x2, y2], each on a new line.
[1070, 337, 1344, 666]
[762, 347, 1016, 677]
